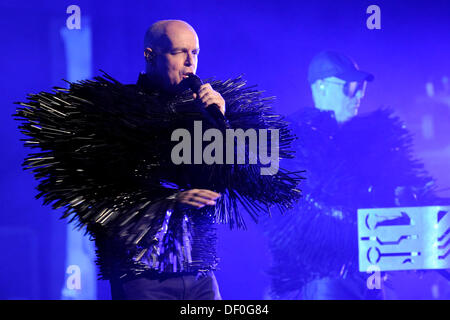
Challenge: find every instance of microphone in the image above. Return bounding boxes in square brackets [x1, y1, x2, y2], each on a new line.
[183, 73, 226, 129]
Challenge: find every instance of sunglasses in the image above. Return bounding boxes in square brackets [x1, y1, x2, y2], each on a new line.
[323, 80, 367, 98]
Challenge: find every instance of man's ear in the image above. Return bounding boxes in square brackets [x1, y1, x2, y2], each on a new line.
[314, 80, 326, 96]
[144, 47, 154, 63]
[318, 80, 325, 91]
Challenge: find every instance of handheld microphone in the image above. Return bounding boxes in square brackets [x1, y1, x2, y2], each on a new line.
[183, 73, 226, 128]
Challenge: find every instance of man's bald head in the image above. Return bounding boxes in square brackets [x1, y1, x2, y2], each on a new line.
[144, 20, 198, 52]
[143, 20, 200, 92]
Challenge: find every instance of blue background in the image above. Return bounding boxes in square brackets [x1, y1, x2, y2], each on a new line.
[1, 0, 449, 299]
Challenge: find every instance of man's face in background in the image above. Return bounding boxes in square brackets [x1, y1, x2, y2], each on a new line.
[314, 76, 367, 122]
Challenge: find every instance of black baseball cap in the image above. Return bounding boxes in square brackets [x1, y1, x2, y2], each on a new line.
[307, 50, 374, 84]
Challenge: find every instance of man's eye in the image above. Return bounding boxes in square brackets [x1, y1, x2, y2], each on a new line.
[170, 50, 199, 56]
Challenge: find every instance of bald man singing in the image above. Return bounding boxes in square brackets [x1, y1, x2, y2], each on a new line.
[15, 16, 302, 301]
[142, 22, 225, 218]
[107, 20, 226, 300]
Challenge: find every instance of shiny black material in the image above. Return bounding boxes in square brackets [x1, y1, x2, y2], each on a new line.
[14, 71, 302, 280]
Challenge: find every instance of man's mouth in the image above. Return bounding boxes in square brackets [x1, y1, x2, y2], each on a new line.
[181, 72, 194, 79]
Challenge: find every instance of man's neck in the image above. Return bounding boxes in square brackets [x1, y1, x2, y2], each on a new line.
[314, 104, 353, 123]
[139, 73, 163, 90]
[138, 73, 177, 96]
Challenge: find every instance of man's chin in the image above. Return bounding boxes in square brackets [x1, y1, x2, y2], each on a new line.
[172, 79, 186, 93]
[346, 106, 359, 116]
[160, 79, 182, 93]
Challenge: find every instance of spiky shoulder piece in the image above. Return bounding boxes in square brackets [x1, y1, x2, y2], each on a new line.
[14, 72, 302, 277]
[263, 107, 437, 297]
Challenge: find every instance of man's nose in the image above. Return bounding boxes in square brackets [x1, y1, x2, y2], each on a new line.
[185, 52, 194, 66]
[355, 89, 365, 99]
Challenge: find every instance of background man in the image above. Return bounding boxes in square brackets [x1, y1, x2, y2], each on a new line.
[307, 50, 371, 123]
[263, 50, 439, 299]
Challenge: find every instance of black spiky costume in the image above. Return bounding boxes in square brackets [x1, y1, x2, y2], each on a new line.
[263, 107, 439, 299]
[14, 72, 302, 283]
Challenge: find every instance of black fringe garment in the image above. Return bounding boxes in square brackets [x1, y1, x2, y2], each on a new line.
[263, 107, 438, 297]
[14, 72, 302, 279]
